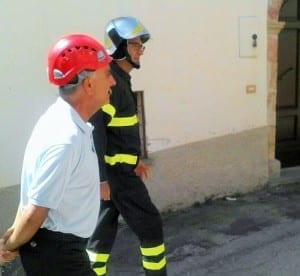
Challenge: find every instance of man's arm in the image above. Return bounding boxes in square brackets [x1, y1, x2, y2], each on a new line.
[90, 109, 108, 182]
[90, 109, 112, 200]
[3, 204, 48, 251]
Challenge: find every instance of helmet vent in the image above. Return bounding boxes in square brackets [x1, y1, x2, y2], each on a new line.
[53, 69, 64, 79]
[59, 45, 99, 61]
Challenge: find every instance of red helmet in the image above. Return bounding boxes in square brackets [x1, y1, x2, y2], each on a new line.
[47, 34, 112, 86]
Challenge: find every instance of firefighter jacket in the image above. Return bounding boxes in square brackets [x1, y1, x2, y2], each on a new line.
[90, 61, 141, 182]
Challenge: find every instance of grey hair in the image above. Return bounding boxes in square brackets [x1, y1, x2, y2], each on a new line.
[59, 70, 94, 96]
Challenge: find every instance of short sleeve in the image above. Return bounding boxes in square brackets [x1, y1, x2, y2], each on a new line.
[28, 144, 74, 209]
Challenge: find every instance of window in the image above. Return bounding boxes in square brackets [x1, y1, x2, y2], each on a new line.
[134, 90, 148, 159]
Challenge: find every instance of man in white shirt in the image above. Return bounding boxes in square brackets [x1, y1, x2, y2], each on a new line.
[0, 33, 115, 276]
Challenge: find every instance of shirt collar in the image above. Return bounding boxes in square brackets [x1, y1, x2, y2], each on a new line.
[57, 97, 94, 134]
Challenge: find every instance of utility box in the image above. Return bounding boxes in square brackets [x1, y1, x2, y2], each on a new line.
[239, 16, 259, 58]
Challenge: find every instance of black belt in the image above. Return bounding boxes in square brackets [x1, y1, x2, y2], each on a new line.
[35, 228, 87, 243]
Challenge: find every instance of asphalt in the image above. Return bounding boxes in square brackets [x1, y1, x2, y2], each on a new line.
[1, 166, 300, 276]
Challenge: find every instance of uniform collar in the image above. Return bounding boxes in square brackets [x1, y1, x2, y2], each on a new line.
[111, 61, 131, 83]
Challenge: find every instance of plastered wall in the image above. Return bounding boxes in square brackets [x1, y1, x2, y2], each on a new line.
[0, 0, 268, 190]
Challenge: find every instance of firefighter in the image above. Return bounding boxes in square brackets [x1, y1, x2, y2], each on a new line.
[87, 16, 167, 276]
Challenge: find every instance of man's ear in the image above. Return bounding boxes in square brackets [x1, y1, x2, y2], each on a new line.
[82, 77, 93, 94]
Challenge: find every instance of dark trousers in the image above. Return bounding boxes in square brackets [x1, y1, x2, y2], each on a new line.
[20, 228, 96, 276]
[87, 164, 167, 275]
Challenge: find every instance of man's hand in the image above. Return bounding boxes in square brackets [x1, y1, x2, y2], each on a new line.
[0, 246, 19, 265]
[100, 181, 110, 201]
[0, 229, 19, 265]
[134, 160, 149, 181]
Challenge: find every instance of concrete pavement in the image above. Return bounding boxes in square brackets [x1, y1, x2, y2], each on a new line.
[1, 167, 300, 276]
[108, 177, 300, 276]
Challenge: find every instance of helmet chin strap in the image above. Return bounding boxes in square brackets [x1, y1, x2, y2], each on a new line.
[126, 56, 140, 69]
[123, 44, 140, 69]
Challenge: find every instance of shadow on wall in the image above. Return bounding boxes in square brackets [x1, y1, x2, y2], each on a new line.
[0, 185, 20, 236]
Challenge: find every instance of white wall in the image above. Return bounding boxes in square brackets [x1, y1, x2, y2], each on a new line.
[0, 0, 268, 188]
[134, 1, 268, 151]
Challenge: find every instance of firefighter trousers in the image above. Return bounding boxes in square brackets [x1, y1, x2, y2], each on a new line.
[87, 164, 167, 276]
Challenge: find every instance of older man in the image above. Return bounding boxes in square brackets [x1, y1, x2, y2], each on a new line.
[0, 34, 115, 276]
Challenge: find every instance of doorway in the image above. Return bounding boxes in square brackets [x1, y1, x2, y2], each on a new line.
[276, 0, 300, 167]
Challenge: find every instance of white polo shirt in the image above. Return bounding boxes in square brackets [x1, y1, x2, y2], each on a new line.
[20, 97, 100, 238]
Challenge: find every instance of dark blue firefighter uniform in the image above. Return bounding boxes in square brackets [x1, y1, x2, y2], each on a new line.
[87, 61, 167, 276]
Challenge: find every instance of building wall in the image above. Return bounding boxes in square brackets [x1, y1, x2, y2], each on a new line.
[0, 1, 273, 231]
[147, 127, 269, 211]
[138, 1, 268, 153]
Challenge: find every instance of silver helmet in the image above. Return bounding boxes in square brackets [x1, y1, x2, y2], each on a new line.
[104, 16, 150, 60]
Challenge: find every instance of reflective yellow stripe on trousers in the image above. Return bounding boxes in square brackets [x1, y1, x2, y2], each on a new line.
[140, 244, 166, 271]
[140, 244, 165, 256]
[94, 267, 106, 276]
[86, 250, 109, 276]
[87, 250, 109, 263]
[142, 257, 167, 271]
[104, 154, 138, 166]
